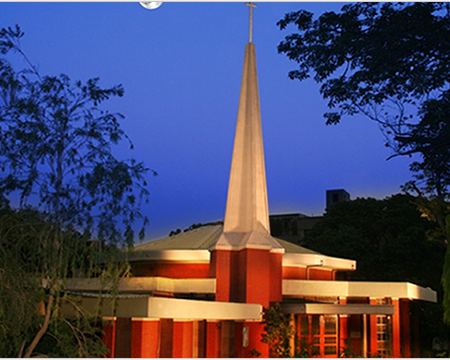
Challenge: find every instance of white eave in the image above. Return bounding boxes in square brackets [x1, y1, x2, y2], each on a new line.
[62, 295, 262, 321]
[283, 280, 437, 303]
[282, 253, 356, 271]
[67, 276, 215, 294]
[281, 303, 395, 315]
[128, 249, 211, 263]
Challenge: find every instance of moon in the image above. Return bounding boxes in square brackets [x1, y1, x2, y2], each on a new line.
[140, 2, 163, 10]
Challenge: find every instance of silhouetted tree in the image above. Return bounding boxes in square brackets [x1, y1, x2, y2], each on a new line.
[278, 2, 450, 322]
[0, 26, 152, 357]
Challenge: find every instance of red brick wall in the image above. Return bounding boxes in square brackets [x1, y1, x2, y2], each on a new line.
[131, 262, 210, 278]
[282, 266, 334, 280]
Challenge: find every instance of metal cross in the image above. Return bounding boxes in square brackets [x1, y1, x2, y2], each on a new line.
[245, 2, 257, 43]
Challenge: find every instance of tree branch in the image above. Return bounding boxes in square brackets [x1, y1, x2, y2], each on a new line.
[23, 294, 54, 358]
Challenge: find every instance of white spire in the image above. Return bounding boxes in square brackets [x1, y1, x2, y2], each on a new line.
[211, 30, 283, 253]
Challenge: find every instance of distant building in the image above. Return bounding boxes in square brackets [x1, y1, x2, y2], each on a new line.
[270, 189, 351, 245]
[270, 212, 322, 244]
[326, 189, 351, 210]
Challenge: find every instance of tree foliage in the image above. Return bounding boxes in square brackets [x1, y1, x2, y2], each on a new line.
[0, 25, 151, 357]
[261, 303, 294, 358]
[304, 194, 444, 287]
[0, 205, 110, 357]
[278, 2, 450, 322]
[0, 25, 151, 246]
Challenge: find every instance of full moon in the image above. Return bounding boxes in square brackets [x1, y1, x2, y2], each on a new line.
[140, 2, 163, 10]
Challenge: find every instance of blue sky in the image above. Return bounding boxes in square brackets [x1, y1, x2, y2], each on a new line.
[0, 2, 414, 241]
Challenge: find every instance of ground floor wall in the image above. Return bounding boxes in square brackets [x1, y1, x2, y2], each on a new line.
[102, 298, 419, 358]
[294, 298, 419, 358]
[102, 318, 269, 358]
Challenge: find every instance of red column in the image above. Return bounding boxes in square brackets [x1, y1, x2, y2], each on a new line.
[412, 302, 421, 357]
[130, 319, 159, 358]
[392, 299, 401, 358]
[400, 299, 411, 358]
[159, 319, 173, 358]
[211, 250, 232, 302]
[369, 298, 378, 357]
[206, 321, 221, 358]
[213, 248, 283, 307]
[238, 249, 283, 307]
[173, 321, 194, 358]
[339, 298, 349, 357]
[102, 318, 116, 358]
[233, 322, 244, 357]
[241, 249, 270, 306]
[270, 252, 283, 303]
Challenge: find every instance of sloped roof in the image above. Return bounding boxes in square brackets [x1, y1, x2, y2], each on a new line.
[134, 224, 319, 255]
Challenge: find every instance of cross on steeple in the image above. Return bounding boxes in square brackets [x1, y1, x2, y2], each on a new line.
[245, 2, 257, 43]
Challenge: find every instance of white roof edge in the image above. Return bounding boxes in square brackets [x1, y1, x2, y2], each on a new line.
[148, 297, 262, 321]
[129, 249, 210, 262]
[282, 303, 395, 315]
[283, 253, 356, 271]
[283, 280, 437, 303]
[63, 295, 262, 321]
[67, 277, 216, 294]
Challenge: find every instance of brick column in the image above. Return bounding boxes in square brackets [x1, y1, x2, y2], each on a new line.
[392, 299, 401, 358]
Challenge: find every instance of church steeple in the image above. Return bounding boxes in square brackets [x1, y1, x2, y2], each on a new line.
[211, 4, 283, 252]
[209, 4, 284, 318]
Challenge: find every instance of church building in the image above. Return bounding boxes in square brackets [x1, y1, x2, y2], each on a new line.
[67, 4, 436, 358]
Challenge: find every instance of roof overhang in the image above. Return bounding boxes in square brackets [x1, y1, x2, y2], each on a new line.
[128, 250, 210, 263]
[281, 303, 394, 315]
[282, 253, 356, 271]
[62, 295, 262, 321]
[283, 280, 437, 302]
[66, 277, 215, 294]
[281, 304, 395, 315]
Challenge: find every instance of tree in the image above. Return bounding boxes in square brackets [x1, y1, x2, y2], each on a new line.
[0, 205, 108, 357]
[0, 26, 152, 357]
[261, 303, 294, 358]
[304, 194, 443, 286]
[277, 2, 450, 321]
[303, 194, 447, 350]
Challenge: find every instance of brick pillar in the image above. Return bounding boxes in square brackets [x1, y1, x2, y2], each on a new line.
[159, 319, 173, 358]
[392, 299, 401, 358]
[212, 249, 282, 307]
[130, 319, 159, 358]
[206, 321, 221, 358]
[114, 317, 132, 358]
[102, 318, 116, 358]
[173, 321, 194, 358]
[339, 298, 348, 357]
[369, 298, 378, 357]
[412, 301, 421, 357]
[210, 250, 232, 302]
[400, 299, 411, 358]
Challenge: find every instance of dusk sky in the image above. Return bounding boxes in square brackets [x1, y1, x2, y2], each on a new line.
[0, 2, 415, 241]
